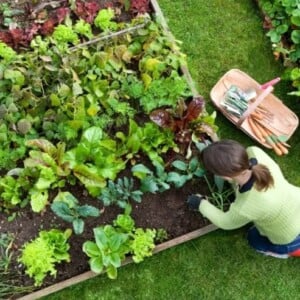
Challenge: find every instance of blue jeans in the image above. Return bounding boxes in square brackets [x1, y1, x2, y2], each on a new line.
[247, 227, 300, 254]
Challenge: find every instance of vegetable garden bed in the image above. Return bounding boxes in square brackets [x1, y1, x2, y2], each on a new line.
[0, 1, 224, 299]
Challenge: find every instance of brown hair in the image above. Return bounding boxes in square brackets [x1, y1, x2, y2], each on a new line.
[200, 140, 274, 191]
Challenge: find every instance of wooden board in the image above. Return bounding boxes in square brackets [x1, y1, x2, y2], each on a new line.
[18, 224, 218, 300]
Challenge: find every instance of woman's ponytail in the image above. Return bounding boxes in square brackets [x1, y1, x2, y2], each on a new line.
[251, 164, 274, 191]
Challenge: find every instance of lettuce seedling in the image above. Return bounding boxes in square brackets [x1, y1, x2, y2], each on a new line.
[18, 229, 71, 286]
[94, 8, 118, 31]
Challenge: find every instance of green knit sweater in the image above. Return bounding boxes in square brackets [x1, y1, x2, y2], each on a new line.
[199, 146, 300, 244]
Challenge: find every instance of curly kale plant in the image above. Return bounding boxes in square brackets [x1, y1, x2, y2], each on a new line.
[99, 177, 143, 208]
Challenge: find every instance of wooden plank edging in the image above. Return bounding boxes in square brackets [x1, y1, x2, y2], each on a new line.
[17, 224, 218, 300]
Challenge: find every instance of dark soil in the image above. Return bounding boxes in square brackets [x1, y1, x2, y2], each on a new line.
[1, 176, 210, 291]
[0, 0, 213, 297]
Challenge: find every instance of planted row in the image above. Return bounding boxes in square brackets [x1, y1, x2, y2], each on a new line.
[0, 7, 222, 291]
[259, 0, 300, 96]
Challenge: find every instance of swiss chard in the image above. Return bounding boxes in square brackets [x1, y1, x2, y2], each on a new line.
[116, 119, 177, 165]
[63, 127, 126, 196]
[24, 139, 70, 212]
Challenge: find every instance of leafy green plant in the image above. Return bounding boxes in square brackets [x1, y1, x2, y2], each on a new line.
[155, 228, 168, 243]
[203, 175, 234, 210]
[0, 137, 27, 170]
[0, 42, 17, 62]
[74, 19, 93, 39]
[113, 206, 135, 232]
[83, 206, 160, 279]
[132, 156, 205, 193]
[106, 97, 136, 127]
[82, 224, 130, 279]
[99, 177, 143, 208]
[259, 0, 300, 95]
[167, 157, 205, 188]
[0, 174, 30, 212]
[116, 119, 177, 165]
[94, 8, 118, 31]
[0, 233, 14, 272]
[63, 126, 126, 196]
[120, 74, 144, 99]
[261, 0, 300, 46]
[131, 161, 171, 193]
[18, 229, 71, 286]
[139, 72, 190, 113]
[51, 191, 100, 234]
[131, 228, 156, 263]
[24, 139, 70, 212]
[114, 209, 157, 264]
[52, 24, 80, 45]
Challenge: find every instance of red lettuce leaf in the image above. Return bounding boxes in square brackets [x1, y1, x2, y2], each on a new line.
[40, 7, 70, 36]
[75, 0, 101, 24]
[130, 0, 150, 14]
[183, 96, 205, 122]
[149, 109, 175, 129]
[0, 31, 13, 47]
[149, 96, 206, 148]
[10, 28, 31, 48]
[40, 18, 56, 36]
[56, 7, 70, 23]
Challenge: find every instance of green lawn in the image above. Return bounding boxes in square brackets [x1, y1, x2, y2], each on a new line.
[43, 1, 300, 299]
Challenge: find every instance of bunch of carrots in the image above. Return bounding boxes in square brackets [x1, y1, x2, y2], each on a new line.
[247, 106, 289, 156]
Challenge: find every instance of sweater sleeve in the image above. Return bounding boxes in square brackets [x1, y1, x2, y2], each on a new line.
[199, 200, 251, 230]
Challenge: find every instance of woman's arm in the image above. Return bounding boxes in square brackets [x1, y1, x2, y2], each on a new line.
[199, 200, 250, 230]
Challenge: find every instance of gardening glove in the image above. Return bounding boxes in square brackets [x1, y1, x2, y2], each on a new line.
[187, 194, 206, 211]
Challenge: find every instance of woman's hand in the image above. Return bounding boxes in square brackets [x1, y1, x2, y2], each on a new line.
[187, 194, 206, 211]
